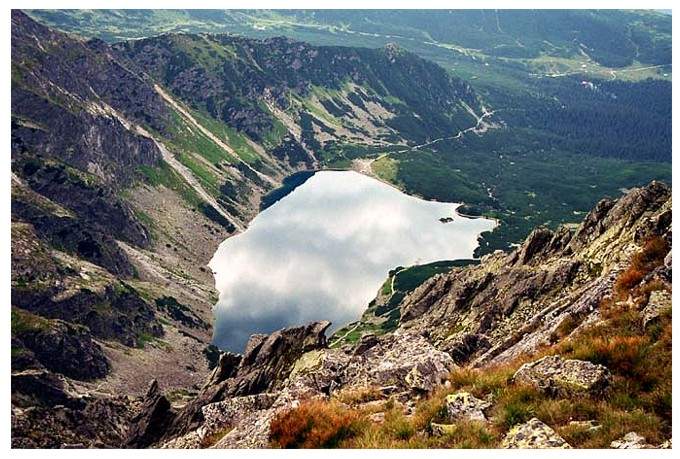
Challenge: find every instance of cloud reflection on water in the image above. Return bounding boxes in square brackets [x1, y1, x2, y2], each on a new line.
[209, 171, 495, 351]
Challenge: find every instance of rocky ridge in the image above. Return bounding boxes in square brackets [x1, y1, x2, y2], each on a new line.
[123, 181, 671, 449]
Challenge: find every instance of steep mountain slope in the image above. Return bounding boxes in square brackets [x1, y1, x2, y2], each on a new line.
[122, 181, 671, 449]
[10, 11, 491, 447]
[27, 9, 672, 161]
[11, 10, 233, 402]
[114, 33, 483, 150]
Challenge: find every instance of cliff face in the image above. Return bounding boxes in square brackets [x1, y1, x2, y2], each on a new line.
[399, 181, 671, 367]
[125, 181, 670, 449]
[114, 34, 482, 148]
[11, 9, 218, 400]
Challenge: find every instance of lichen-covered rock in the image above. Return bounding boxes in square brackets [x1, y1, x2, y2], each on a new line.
[512, 227, 558, 266]
[160, 321, 331, 441]
[641, 290, 672, 329]
[501, 418, 571, 449]
[12, 393, 137, 448]
[368, 412, 386, 424]
[444, 392, 490, 422]
[431, 423, 457, 436]
[659, 439, 672, 449]
[285, 348, 350, 398]
[610, 432, 650, 449]
[338, 332, 455, 396]
[160, 431, 202, 449]
[229, 321, 332, 396]
[160, 393, 279, 448]
[513, 355, 611, 396]
[353, 333, 379, 355]
[442, 333, 491, 365]
[201, 394, 277, 431]
[210, 406, 275, 449]
[392, 182, 670, 370]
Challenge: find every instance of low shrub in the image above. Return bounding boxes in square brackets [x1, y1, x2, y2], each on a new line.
[270, 400, 366, 448]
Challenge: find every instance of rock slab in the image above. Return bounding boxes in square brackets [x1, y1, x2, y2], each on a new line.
[513, 355, 611, 396]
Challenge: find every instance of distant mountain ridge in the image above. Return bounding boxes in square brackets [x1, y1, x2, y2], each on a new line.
[27, 9, 672, 69]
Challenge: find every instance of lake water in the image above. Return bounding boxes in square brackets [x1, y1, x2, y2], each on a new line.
[209, 170, 496, 351]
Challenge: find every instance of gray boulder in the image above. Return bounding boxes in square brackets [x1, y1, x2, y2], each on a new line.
[444, 391, 490, 422]
[339, 332, 455, 396]
[501, 418, 571, 449]
[641, 290, 671, 329]
[610, 432, 650, 449]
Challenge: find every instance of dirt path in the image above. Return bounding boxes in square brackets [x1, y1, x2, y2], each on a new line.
[391, 107, 497, 154]
[154, 85, 278, 187]
[137, 125, 245, 232]
[532, 63, 669, 79]
[417, 108, 496, 149]
[329, 322, 362, 347]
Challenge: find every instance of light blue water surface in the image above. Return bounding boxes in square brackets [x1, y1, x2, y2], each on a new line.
[210, 170, 495, 351]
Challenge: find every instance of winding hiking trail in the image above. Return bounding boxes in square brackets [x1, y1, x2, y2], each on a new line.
[531, 63, 669, 80]
[355, 107, 497, 178]
[404, 107, 497, 152]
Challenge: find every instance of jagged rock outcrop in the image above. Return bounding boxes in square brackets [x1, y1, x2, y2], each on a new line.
[11, 370, 84, 410]
[501, 418, 571, 449]
[149, 325, 455, 448]
[11, 311, 109, 380]
[230, 321, 332, 396]
[337, 332, 455, 396]
[204, 352, 242, 387]
[146, 181, 671, 449]
[11, 370, 137, 448]
[159, 321, 331, 440]
[512, 356, 611, 397]
[125, 380, 174, 448]
[441, 333, 490, 365]
[12, 396, 137, 448]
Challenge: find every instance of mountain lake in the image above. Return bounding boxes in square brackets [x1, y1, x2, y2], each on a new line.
[210, 170, 496, 351]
